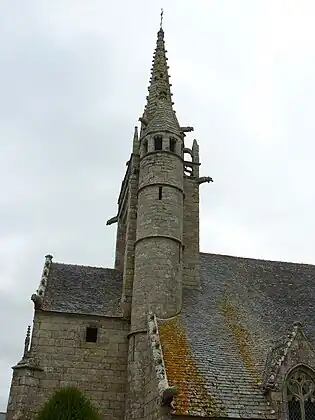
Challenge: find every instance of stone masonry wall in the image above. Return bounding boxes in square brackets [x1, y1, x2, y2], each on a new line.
[115, 213, 127, 272]
[132, 238, 182, 331]
[137, 186, 183, 240]
[132, 150, 184, 332]
[183, 177, 200, 289]
[122, 153, 139, 318]
[29, 311, 129, 419]
[144, 344, 171, 420]
[129, 140, 184, 419]
[125, 333, 148, 420]
[6, 363, 43, 420]
[138, 152, 183, 190]
[144, 343, 159, 419]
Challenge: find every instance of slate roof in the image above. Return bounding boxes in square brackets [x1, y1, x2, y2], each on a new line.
[40, 253, 315, 417]
[0, 413, 5, 420]
[158, 252, 315, 418]
[41, 263, 123, 317]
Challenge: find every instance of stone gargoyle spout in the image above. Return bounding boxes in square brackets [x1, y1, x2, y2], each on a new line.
[197, 176, 213, 185]
[106, 215, 118, 226]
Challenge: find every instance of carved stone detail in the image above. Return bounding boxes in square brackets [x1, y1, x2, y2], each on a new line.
[147, 312, 178, 407]
[262, 322, 315, 420]
[106, 215, 118, 226]
[31, 254, 53, 309]
[197, 176, 213, 185]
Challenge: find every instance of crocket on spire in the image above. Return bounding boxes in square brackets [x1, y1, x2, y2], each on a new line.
[140, 9, 181, 137]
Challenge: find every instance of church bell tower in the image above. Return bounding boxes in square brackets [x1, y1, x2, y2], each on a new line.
[131, 25, 185, 331]
[106, 14, 212, 419]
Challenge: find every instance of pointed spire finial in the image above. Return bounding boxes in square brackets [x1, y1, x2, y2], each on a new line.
[160, 8, 164, 29]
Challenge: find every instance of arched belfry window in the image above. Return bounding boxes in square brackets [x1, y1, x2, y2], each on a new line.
[169, 137, 176, 153]
[286, 367, 315, 420]
[154, 135, 163, 151]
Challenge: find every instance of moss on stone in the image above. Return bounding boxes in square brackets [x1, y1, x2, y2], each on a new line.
[158, 316, 225, 417]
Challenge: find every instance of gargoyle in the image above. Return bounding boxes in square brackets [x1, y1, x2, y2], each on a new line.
[180, 126, 194, 133]
[197, 176, 213, 185]
[106, 215, 118, 226]
[31, 294, 42, 309]
[161, 386, 178, 406]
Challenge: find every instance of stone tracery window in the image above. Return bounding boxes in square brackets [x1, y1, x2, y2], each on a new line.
[286, 367, 315, 420]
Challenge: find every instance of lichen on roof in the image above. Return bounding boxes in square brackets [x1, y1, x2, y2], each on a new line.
[220, 297, 261, 383]
[158, 316, 226, 417]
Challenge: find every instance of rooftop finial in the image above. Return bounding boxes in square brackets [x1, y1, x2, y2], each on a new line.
[160, 8, 164, 29]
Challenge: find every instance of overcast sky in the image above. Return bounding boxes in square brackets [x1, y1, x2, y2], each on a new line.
[1, 0, 315, 410]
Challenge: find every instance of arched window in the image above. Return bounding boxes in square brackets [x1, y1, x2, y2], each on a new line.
[169, 137, 176, 153]
[154, 135, 163, 151]
[286, 367, 315, 420]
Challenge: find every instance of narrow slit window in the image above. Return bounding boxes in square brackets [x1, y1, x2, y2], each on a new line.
[143, 140, 148, 155]
[154, 136, 163, 151]
[158, 187, 163, 200]
[86, 327, 98, 343]
[169, 138, 176, 153]
[130, 335, 135, 362]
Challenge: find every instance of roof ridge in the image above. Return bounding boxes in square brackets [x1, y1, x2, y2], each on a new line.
[51, 262, 119, 271]
[200, 251, 315, 267]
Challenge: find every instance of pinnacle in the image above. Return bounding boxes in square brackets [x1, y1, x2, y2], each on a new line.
[132, 126, 139, 153]
[133, 125, 138, 139]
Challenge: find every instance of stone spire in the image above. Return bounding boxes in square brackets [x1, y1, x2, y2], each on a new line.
[140, 13, 181, 136]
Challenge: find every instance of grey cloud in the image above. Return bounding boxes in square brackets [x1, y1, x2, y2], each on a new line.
[2, 0, 315, 411]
